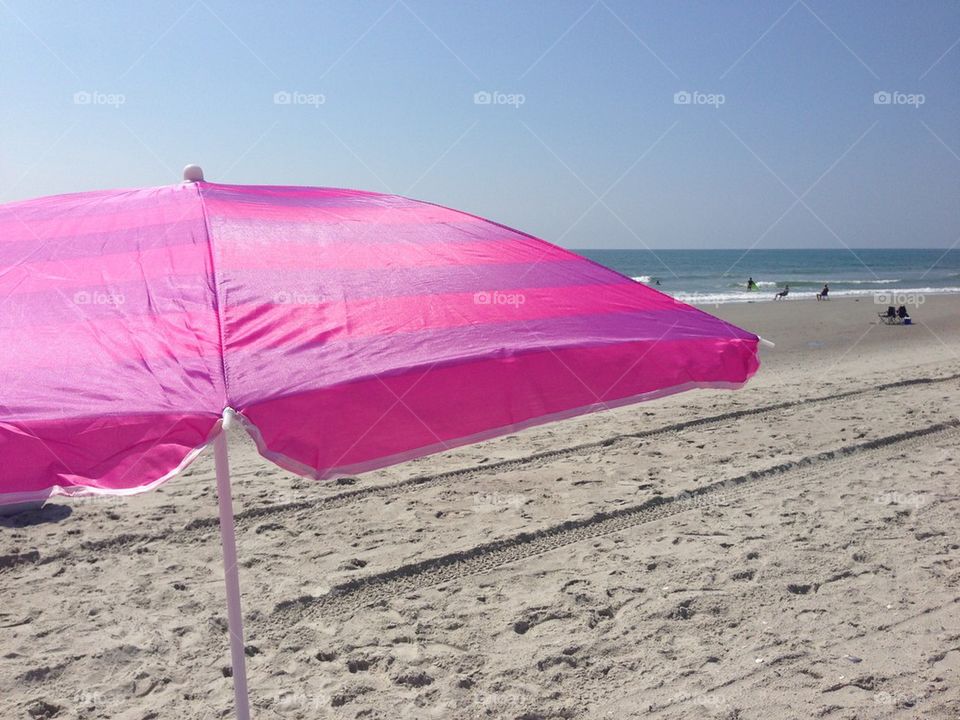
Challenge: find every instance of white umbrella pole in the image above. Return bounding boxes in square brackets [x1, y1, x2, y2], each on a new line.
[214, 415, 252, 720]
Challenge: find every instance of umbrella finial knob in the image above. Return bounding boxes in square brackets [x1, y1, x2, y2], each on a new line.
[182, 164, 205, 182]
[221, 407, 239, 433]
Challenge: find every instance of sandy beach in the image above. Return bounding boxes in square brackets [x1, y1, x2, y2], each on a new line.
[2, 295, 958, 720]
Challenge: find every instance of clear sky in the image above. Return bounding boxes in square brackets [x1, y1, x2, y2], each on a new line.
[1, 1, 958, 249]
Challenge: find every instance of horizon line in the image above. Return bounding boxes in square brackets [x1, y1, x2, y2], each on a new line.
[570, 247, 958, 251]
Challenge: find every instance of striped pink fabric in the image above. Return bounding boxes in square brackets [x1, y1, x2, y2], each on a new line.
[0, 182, 759, 503]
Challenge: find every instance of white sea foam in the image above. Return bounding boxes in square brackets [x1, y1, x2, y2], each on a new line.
[674, 287, 960, 305]
[732, 279, 903, 288]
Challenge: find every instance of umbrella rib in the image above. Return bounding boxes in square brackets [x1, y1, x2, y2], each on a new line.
[195, 182, 232, 411]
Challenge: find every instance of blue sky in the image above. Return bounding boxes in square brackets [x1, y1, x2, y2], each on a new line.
[1, 0, 958, 249]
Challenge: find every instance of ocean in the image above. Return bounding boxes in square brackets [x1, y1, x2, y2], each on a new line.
[576, 248, 960, 305]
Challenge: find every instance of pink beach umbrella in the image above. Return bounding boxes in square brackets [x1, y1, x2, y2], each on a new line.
[0, 166, 760, 718]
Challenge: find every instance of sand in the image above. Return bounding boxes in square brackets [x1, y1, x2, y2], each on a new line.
[1, 295, 958, 720]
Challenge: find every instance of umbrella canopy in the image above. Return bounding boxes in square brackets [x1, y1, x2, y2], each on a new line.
[1, 176, 759, 505]
[1, 169, 761, 718]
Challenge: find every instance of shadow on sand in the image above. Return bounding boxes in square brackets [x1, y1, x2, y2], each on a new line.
[0, 503, 73, 528]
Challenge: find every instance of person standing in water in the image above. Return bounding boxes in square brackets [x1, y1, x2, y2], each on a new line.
[747, 277, 758, 291]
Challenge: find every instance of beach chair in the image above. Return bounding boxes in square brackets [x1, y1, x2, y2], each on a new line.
[878, 306, 899, 324]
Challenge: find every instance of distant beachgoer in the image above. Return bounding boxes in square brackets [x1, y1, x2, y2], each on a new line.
[897, 305, 909, 319]
[747, 277, 758, 291]
[655, 279, 661, 286]
[816, 284, 829, 301]
[774, 284, 789, 300]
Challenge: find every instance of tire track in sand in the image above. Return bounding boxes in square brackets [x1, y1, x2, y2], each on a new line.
[2, 373, 957, 573]
[270, 419, 960, 626]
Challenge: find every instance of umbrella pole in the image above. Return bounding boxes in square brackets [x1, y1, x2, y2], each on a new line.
[214, 426, 252, 720]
